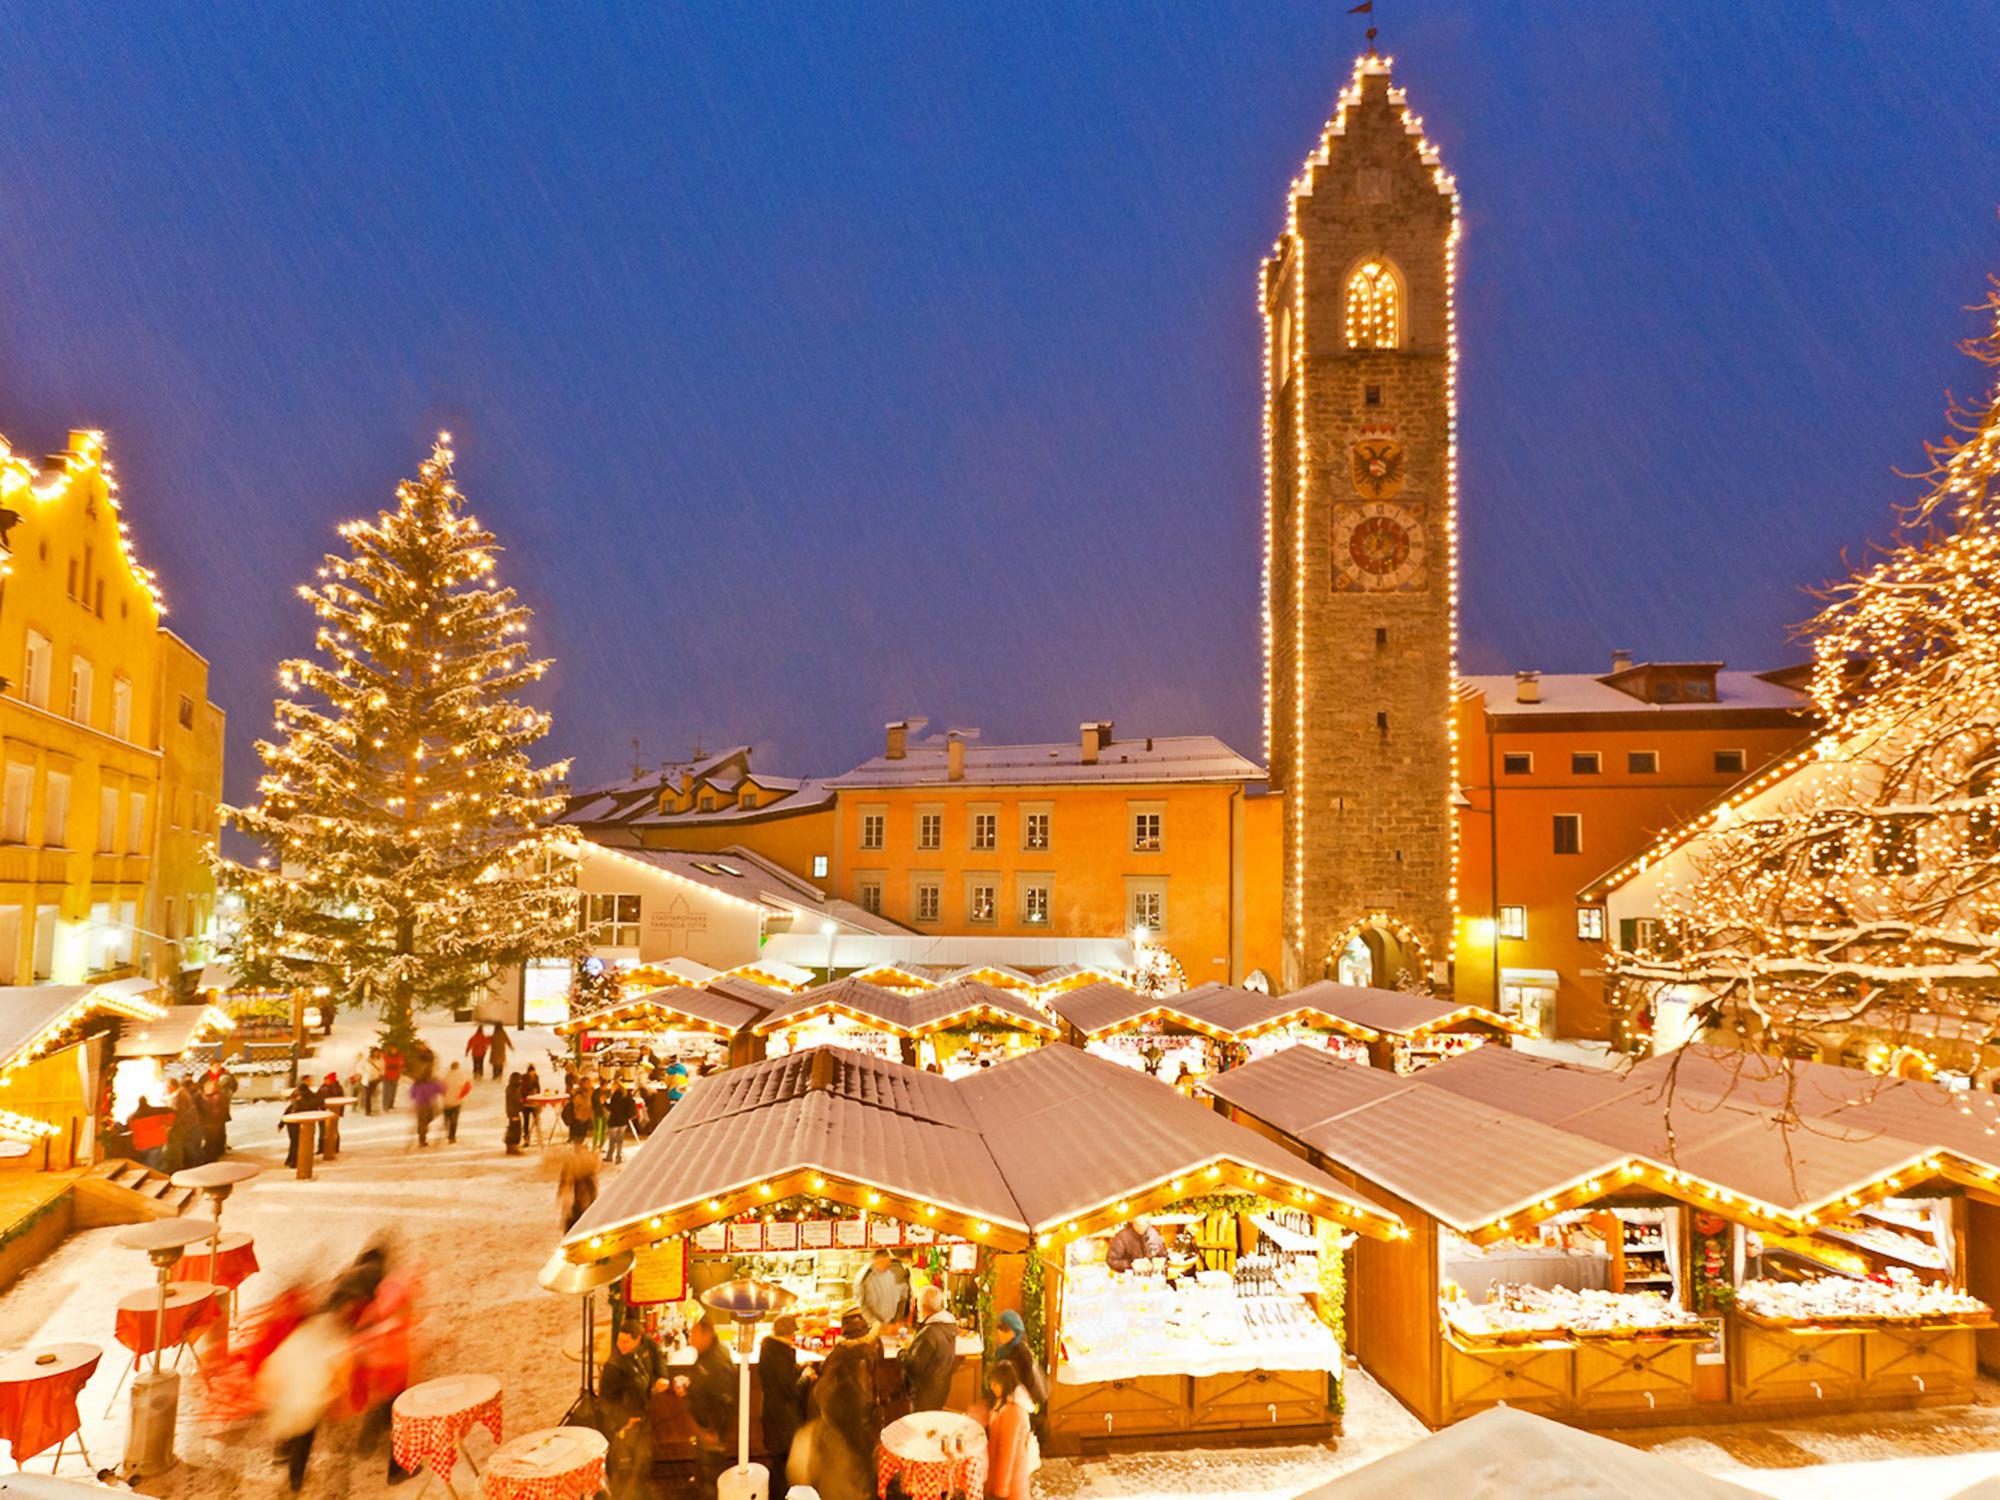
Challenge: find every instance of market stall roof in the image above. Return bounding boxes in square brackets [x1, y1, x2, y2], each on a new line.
[1173, 984, 1376, 1041]
[613, 957, 722, 991]
[113, 1004, 234, 1059]
[936, 964, 1038, 992]
[1207, 1049, 1637, 1233]
[751, 978, 1058, 1040]
[0, 981, 168, 1072]
[1044, 982, 1234, 1039]
[561, 1044, 1405, 1262]
[555, 984, 769, 1039]
[1281, 982, 1533, 1041]
[717, 958, 815, 990]
[566, 1046, 1026, 1252]
[957, 1043, 1402, 1240]
[1293, 1404, 1764, 1498]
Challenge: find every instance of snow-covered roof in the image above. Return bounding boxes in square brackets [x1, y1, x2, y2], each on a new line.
[1462, 669, 1806, 719]
[829, 732, 1261, 789]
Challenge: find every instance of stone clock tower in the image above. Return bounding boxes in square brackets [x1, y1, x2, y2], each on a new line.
[1263, 55, 1458, 991]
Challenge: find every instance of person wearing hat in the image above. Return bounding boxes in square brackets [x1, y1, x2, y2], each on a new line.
[992, 1308, 1048, 1409]
[802, 1310, 879, 1499]
[759, 1312, 812, 1474]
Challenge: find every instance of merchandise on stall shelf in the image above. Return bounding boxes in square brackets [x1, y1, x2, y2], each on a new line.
[1395, 1032, 1485, 1074]
[1241, 1028, 1371, 1065]
[1057, 1266, 1340, 1383]
[1441, 1284, 1703, 1344]
[1734, 1271, 1991, 1326]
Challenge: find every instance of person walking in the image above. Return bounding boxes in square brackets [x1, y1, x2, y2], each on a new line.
[409, 1057, 443, 1148]
[380, 1044, 404, 1110]
[682, 1318, 736, 1497]
[566, 1077, 595, 1146]
[589, 1081, 610, 1155]
[992, 1310, 1047, 1409]
[981, 1364, 1036, 1500]
[503, 1072, 526, 1155]
[441, 1062, 472, 1144]
[759, 1313, 811, 1478]
[485, 1022, 512, 1077]
[465, 1026, 490, 1080]
[602, 1082, 637, 1164]
[556, 1144, 599, 1232]
[359, 1048, 382, 1115]
[197, 1077, 229, 1163]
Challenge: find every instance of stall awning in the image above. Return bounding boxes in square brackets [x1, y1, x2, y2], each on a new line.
[556, 983, 769, 1039]
[1172, 984, 1380, 1041]
[751, 977, 1057, 1040]
[114, 1004, 235, 1059]
[1280, 981, 1533, 1041]
[561, 1043, 1405, 1262]
[0, 981, 168, 1072]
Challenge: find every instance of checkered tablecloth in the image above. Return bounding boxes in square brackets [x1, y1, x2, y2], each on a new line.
[481, 1425, 605, 1500]
[392, 1374, 503, 1481]
[876, 1412, 987, 1500]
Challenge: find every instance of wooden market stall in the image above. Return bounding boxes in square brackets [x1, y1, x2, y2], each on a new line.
[1211, 1043, 2000, 1428]
[750, 977, 1061, 1073]
[556, 981, 773, 1071]
[1042, 982, 1235, 1088]
[107, 1003, 236, 1118]
[1171, 984, 1378, 1066]
[554, 1043, 1406, 1462]
[1275, 982, 1533, 1072]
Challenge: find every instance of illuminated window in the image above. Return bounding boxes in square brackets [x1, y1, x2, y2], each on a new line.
[1345, 261, 1400, 349]
[812, 854, 829, 879]
[1498, 906, 1527, 940]
[968, 882, 996, 924]
[1021, 882, 1050, 925]
[1576, 906, 1605, 941]
[971, 812, 997, 851]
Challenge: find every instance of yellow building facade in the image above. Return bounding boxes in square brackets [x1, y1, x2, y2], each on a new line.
[0, 431, 225, 985]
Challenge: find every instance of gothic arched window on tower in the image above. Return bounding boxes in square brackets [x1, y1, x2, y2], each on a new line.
[1345, 260, 1401, 350]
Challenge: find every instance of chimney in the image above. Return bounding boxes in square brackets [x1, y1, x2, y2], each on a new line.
[885, 720, 908, 760]
[1080, 722, 1103, 764]
[1514, 670, 1542, 705]
[1610, 648, 1634, 674]
[946, 730, 966, 782]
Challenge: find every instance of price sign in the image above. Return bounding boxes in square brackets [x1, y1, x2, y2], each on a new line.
[694, 1224, 728, 1252]
[870, 1218, 902, 1248]
[948, 1243, 978, 1274]
[800, 1220, 834, 1249]
[835, 1219, 867, 1248]
[728, 1221, 764, 1253]
[765, 1220, 799, 1252]
[627, 1240, 688, 1305]
[906, 1223, 936, 1245]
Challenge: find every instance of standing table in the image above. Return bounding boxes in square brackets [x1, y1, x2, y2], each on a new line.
[282, 1110, 335, 1179]
[0, 1343, 100, 1471]
[393, 1373, 503, 1496]
[525, 1094, 568, 1149]
[481, 1425, 605, 1500]
[876, 1410, 988, 1500]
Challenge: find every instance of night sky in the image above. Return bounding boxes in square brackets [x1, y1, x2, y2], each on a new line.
[4, 3, 1996, 802]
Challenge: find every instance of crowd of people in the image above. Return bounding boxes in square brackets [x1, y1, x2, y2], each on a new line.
[122, 1066, 238, 1170]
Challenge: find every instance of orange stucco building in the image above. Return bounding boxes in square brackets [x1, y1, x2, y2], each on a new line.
[1453, 657, 1813, 1039]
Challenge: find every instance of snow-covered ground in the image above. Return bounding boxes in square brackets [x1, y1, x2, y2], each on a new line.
[0, 1013, 1997, 1497]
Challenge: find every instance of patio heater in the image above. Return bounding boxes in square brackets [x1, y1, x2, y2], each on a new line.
[169, 1160, 263, 1317]
[114, 1218, 217, 1478]
[701, 1278, 796, 1500]
[537, 1249, 635, 1426]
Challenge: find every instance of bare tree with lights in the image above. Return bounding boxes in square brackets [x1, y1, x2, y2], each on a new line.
[1610, 285, 2000, 1067]
[224, 436, 578, 1050]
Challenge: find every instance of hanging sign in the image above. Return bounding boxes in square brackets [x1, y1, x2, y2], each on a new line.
[728, 1221, 764, 1253]
[835, 1219, 868, 1248]
[800, 1220, 834, 1250]
[765, 1220, 800, 1252]
[870, 1218, 902, 1248]
[906, 1223, 936, 1245]
[948, 1243, 978, 1274]
[627, 1240, 688, 1305]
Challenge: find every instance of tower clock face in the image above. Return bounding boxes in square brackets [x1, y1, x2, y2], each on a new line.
[1334, 503, 1426, 591]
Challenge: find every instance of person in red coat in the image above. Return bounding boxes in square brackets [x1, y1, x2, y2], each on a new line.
[982, 1364, 1036, 1499]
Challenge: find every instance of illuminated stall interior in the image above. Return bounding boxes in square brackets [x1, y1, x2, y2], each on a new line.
[556, 981, 773, 1072]
[751, 978, 1059, 1074]
[558, 1043, 1404, 1455]
[109, 1004, 236, 1118]
[1171, 983, 1377, 1065]
[1273, 981, 1533, 1072]
[0, 981, 168, 1171]
[1212, 1043, 2000, 1426]
[1043, 981, 1234, 1087]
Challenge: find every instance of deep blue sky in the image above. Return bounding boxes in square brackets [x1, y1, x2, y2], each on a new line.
[4, 3, 1996, 799]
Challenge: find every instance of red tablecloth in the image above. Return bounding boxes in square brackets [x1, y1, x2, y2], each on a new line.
[0, 1344, 100, 1460]
[176, 1232, 259, 1290]
[392, 1374, 503, 1480]
[482, 1426, 605, 1500]
[115, 1282, 219, 1356]
[876, 1411, 988, 1500]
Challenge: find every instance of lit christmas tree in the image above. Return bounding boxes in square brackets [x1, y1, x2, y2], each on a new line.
[225, 436, 579, 1049]
[1612, 286, 2000, 1063]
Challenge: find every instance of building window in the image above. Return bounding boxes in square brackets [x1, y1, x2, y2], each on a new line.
[1498, 905, 1527, 940]
[98, 786, 117, 854]
[1576, 906, 1606, 941]
[43, 771, 69, 849]
[68, 656, 92, 725]
[0, 766, 30, 844]
[698, 792, 715, 812]
[1345, 260, 1400, 349]
[1627, 750, 1658, 774]
[1130, 888, 1165, 933]
[22, 632, 50, 711]
[859, 881, 883, 916]
[860, 812, 885, 851]
[1021, 883, 1050, 925]
[580, 892, 641, 948]
[914, 881, 941, 923]
[968, 882, 997, 924]
[917, 812, 942, 851]
[739, 792, 756, 811]
[128, 791, 147, 852]
[811, 854, 829, 879]
[1552, 813, 1581, 855]
[1131, 810, 1163, 853]
[1571, 751, 1601, 775]
[177, 695, 195, 730]
[1714, 749, 1746, 774]
[1501, 752, 1532, 775]
[971, 812, 997, 851]
[30, 906, 55, 981]
[65, 559, 77, 600]
[1022, 810, 1050, 851]
[112, 676, 132, 741]
[94, 580, 104, 618]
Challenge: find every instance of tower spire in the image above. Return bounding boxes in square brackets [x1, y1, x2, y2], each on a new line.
[1348, 0, 1378, 52]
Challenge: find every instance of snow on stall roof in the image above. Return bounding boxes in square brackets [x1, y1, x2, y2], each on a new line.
[0, 984, 124, 1069]
[1462, 669, 1806, 718]
[1281, 981, 1508, 1038]
[828, 732, 1262, 788]
[1295, 1403, 1764, 1497]
[1043, 981, 1168, 1037]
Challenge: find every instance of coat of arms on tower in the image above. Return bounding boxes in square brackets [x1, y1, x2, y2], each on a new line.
[1350, 423, 1404, 501]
